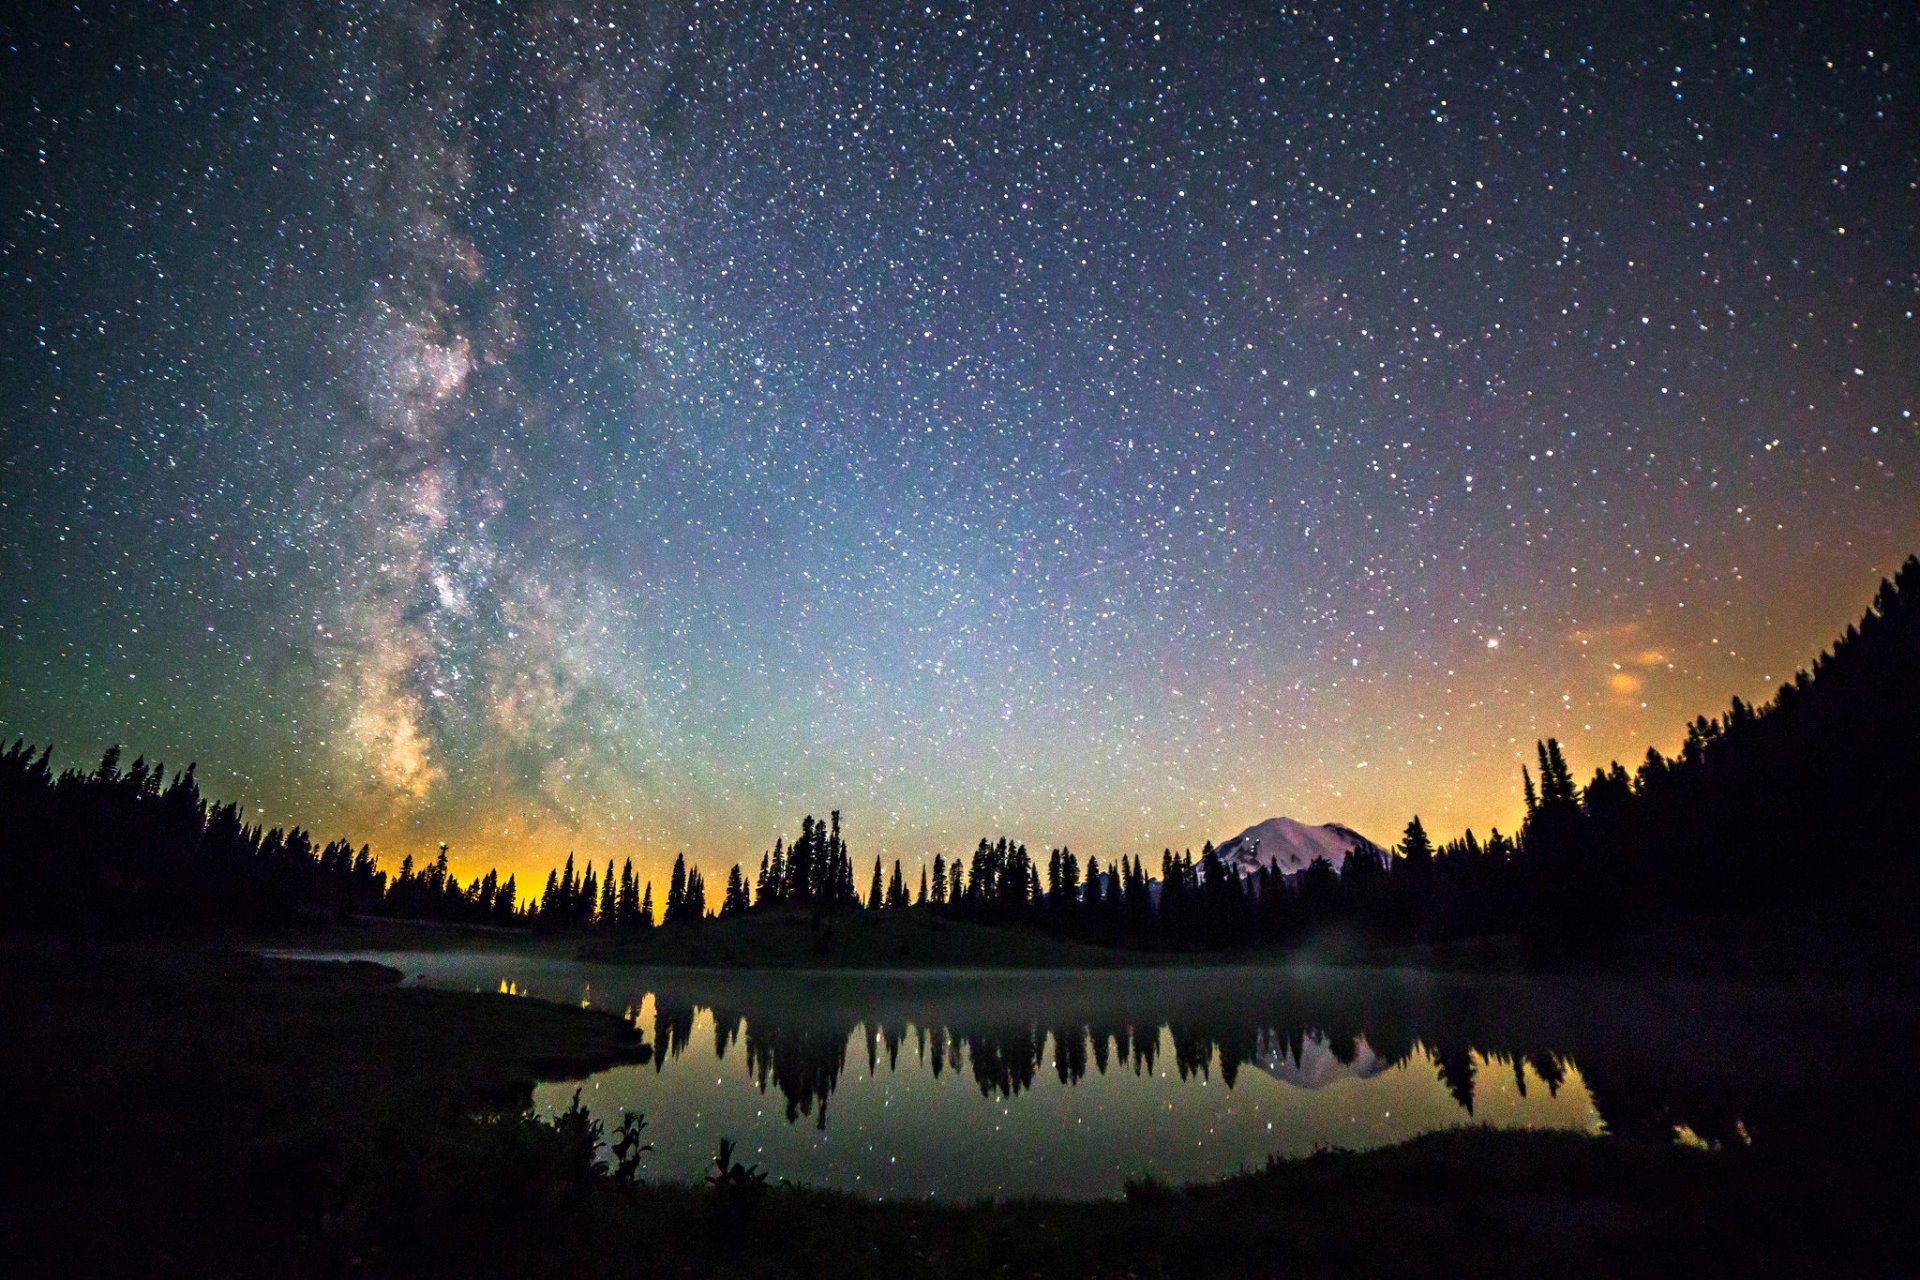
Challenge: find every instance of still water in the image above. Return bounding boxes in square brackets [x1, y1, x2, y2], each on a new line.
[302, 951, 1736, 1200]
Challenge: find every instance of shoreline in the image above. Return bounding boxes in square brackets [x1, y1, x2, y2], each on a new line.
[4, 930, 1912, 1276]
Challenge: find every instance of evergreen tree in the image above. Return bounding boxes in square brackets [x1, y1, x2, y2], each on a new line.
[1398, 816, 1434, 873]
[666, 854, 688, 924]
[617, 858, 639, 927]
[790, 819, 816, 902]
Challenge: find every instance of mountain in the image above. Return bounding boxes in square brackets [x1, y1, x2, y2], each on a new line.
[1213, 817, 1384, 877]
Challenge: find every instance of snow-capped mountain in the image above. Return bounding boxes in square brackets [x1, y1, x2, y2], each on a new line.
[1213, 816, 1385, 877]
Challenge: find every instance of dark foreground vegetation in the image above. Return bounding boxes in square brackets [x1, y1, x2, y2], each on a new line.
[3, 937, 1911, 1279]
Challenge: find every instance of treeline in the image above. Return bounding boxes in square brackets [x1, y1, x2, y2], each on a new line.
[910, 554, 1920, 954]
[706, 551, 1920, 956]
[539, 811, 864, 935]
[0, 743, 532, 929]
[0, 735, 860, 936]
[1355, 551, 1920, 952]
[4, 554, 1914, 949]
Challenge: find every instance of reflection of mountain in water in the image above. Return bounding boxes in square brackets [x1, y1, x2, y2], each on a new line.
[1251, 1029, 1389, 1088]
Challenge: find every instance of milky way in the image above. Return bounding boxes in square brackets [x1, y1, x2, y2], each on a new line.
[2, 1, 1915, 888]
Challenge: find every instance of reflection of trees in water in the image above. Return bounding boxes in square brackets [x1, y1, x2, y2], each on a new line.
[1578, 1060, 1747, 1147]
[629, 985, 1784, 1149]
[652, 1000, 697, 1068]
[1528, 1051, 1566, 1097]
[1431, 1043, 1478, 1115]
[672, 1008, 1544, 1123]
[744, 1023, 848, 1129]
[966, 1023, 1045, 1098]
[1051, 1023, 1087, 1085]
[714, 1011, 742, 1061]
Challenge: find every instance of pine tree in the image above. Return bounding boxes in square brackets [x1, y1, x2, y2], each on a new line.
[617, 858, 639, 927]
[1399, 816, 1434, 872]
[829, 810, 848, 904]
[666, 854, 687, 924]
[791, 818, 816, 902]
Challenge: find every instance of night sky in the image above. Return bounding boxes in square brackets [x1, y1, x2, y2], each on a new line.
[2, 1, 1915, 891]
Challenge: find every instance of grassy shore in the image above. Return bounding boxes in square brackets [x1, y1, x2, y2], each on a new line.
[578, 901, 1166, 968]
[250, 902, 1175, 969]
[3, 931, 1909, 1278]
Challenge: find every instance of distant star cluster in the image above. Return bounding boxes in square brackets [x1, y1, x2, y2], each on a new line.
[2, 0, 1915, 887]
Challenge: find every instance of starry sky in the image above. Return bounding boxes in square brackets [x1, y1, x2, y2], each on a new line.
[2, 0, 1915, 892]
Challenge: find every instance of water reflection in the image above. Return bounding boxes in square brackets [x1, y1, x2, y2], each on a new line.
[659, 998, 1578, 1131]
[359, 957, 1606, 1197]
[312, 951, 1920, 1199]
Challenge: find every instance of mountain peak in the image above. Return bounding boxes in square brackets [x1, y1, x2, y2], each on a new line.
[1214, 816, 1384, 876]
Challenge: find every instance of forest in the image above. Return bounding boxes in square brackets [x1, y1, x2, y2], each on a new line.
[4, 554, 1916, 961]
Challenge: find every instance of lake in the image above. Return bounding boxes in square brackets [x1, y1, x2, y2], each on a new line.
[297, 950, 1907, 1201]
